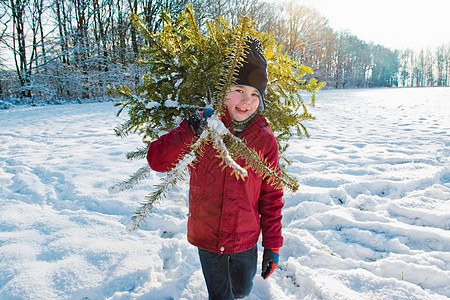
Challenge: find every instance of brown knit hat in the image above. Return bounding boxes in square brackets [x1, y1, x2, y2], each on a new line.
[234, 37, 268, 110]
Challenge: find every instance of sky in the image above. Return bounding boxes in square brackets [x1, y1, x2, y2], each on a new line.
[294, 0, 450, 51]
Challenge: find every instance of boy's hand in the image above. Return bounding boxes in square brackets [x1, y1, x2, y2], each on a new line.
[261, 248, 279, 279]
[188, 108, 213, 136]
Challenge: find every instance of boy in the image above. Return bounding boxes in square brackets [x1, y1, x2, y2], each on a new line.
[147, 37, 284, 299]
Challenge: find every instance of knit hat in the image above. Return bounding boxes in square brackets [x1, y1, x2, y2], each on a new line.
[234, 37, 268, 110]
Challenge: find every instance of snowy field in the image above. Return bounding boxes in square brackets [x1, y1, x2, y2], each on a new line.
[1, 87, 449, 299]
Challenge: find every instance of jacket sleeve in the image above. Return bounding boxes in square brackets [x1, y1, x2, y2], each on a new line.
[147, 119, 197, 172]
[258, 133, 284, 249]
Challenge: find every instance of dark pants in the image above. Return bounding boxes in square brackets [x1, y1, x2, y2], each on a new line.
[198, 246, 257, 300]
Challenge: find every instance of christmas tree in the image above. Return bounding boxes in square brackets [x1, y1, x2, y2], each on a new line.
[108, 5, 325, 229]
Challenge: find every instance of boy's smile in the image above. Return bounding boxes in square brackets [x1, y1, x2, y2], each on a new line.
[225, 85, 261, 122]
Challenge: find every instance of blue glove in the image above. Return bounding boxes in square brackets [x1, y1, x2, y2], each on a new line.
[261, 248, 279, 279]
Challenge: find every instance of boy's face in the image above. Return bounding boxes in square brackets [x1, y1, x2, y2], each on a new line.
[225, 85, 260, 122]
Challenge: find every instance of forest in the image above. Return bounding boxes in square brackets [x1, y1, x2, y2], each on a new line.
[1, 0, 449, 103]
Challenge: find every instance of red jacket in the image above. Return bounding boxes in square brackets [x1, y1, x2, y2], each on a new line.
[147, 110, 284, 254]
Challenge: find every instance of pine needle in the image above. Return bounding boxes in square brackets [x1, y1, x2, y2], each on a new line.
[108, 166, 152, 194]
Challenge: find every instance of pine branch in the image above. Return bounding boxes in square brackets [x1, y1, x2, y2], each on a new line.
[208, 125, 248, 180]
[185, 5, 201, 46]
[222, 133, 299, 192]
[213, 16, 251, 114]
[108, 165, 152, 194]
[126, 146, 149, 160]
[207, 116, 298, 192]
[129, 129, 209, 230]
[129, 14, 154, 41]
[114, 121, 133, 138]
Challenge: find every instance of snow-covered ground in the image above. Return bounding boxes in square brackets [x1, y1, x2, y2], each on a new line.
[1, 87, 449, 299]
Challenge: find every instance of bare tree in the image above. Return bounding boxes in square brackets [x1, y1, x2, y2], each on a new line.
[7, 0, 32, 97]
[436, 45, 449, 86]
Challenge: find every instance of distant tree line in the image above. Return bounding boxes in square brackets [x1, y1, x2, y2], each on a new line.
[1, 0, 449, 102]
